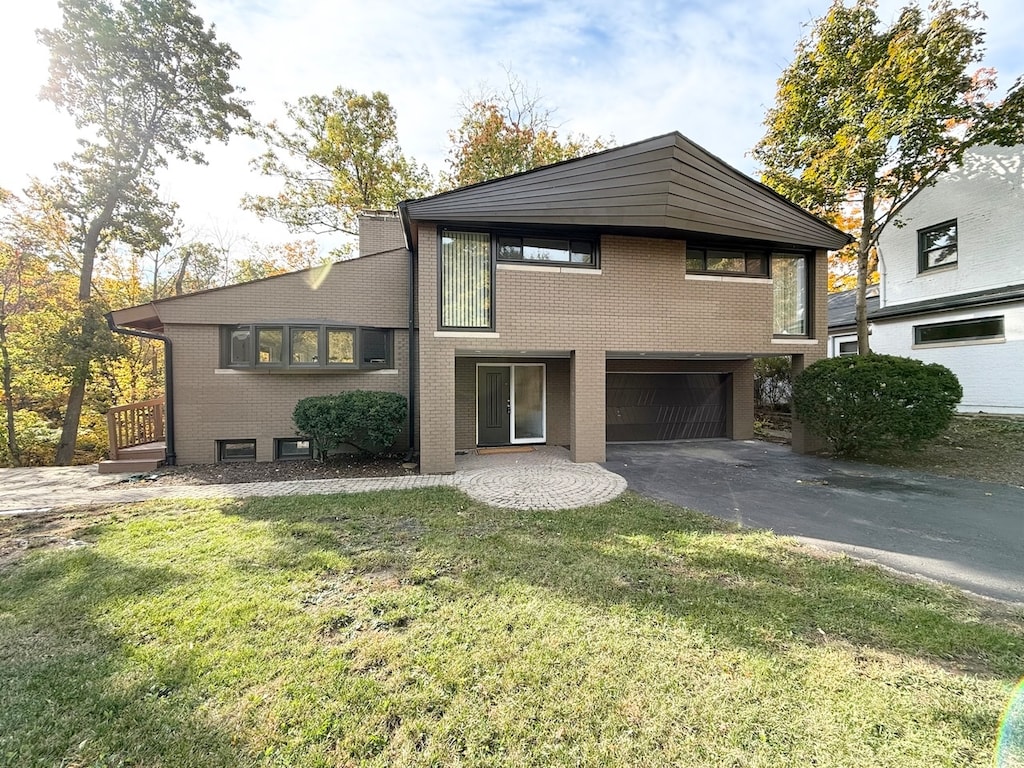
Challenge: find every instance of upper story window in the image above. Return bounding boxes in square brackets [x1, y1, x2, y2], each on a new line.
[440, 229, 493, 330]
[686, 247, 768, 277]
[772, 253, 811, 337]
[918, 220, 958, 272]
[498, 236, 595, 266]
[222, 324, 392, 370]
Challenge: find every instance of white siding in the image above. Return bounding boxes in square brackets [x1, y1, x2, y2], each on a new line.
[869, 302, 1024, 414]
[877, 146, 1024, 308]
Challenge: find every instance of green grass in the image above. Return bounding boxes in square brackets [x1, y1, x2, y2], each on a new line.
[1, 489, 1022, 767]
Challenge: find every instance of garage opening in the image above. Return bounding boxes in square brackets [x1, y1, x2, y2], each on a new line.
[606, 372, 728, 442]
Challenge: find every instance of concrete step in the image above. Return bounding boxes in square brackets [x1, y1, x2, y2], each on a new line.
[98, 457, 164, 475]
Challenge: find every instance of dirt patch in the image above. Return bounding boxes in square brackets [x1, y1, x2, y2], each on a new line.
[0, 510, 103, 568]
[150, 453, 416, 486]
[756, 412, 1024, 488]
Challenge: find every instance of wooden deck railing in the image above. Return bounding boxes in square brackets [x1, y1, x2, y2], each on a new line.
[106, 397, 166, 459]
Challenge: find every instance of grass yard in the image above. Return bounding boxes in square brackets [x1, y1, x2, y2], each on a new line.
[1, 489, 1022, 767]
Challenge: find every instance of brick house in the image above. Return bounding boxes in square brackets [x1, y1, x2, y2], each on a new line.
[105, 132, 850, 473]
[827, 145, 1024, 414]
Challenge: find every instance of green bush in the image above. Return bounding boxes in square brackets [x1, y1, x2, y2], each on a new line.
[293, 390, 407, 459]
[0, 410, 62, 467]
[793, 354, 962, 456]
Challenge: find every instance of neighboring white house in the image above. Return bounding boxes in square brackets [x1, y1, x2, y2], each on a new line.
[828, 145, 1024, 415]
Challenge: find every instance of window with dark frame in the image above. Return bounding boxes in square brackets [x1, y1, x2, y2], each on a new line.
[222, 325, 391, 370]
[497, 235, 595, 266]
[914, 316, 1003, 346]
[838, 340, 859, 356]
[217, 439, 255, 462]
[918, 220, 958, 272]
[275, 438, 312, 460]
[772, 253, 811, 337]
[440, 229, 492, 330]
[686, 247, 768, 277]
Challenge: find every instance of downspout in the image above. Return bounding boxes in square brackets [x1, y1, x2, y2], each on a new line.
[398, 201, 417, 463]
[105, 311, 176, 466]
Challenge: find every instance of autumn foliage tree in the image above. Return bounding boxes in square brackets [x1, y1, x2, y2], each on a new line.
[243, 87, 433, 251]
[444, 72, 610, 188]
[753, 0, 1023, 353]
[37, 0, 249, 464]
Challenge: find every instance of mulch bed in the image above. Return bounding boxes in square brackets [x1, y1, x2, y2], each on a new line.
[150, 453, 416, 485]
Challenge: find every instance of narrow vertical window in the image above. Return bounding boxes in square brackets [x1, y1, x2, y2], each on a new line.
[440, 230, 492, 329]
[772, 254, 808, 336]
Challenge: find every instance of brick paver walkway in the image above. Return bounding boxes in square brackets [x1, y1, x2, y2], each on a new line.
[0, 447, 626, 514]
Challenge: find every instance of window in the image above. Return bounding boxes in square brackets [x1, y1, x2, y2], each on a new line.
[838, 340, 859, 356]
[918, 220, 958, 272]
[218, 439, 255, 462]
[229, 328, 251, 365]
[498, 236, 595, 265]
[257, 327, 282, 364]
[222, 325, 391, 370]
[290, 327, 319, 365]
[440, 229, 492, 329]
[686, 247, 768, 276]
[327, 328, 354, 364]
[772, 253, 810, 336]
[914, 316, 1003, 346]
[276, 438, 312, 460]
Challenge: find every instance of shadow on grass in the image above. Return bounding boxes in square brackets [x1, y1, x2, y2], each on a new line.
[234, 487, 1024, 680]
[0, 533, 248, 766]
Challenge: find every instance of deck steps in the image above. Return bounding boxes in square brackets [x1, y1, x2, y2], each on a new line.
[98, 441, 166, 474]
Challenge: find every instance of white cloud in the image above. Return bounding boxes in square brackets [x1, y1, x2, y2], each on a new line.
[2, 0, 1021, 252]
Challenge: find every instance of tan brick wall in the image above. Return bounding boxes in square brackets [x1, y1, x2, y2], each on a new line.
[167, 325, 409, 464]
[416, 226, 828, 472]
[153, 246, 412, 465]
[155, 248, 409, 327]
[358, 213, 406, 256]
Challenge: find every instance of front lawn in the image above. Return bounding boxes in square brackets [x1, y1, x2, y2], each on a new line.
[1, 489, 1021, 767]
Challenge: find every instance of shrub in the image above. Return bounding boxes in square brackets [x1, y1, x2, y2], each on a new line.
[793, 354, 962, 456]
[293, 390, 407, 459]
[0, 410, 61, 467]
[754, 356, 793, 410]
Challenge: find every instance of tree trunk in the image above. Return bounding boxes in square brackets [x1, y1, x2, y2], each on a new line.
[55, 367, 87, 465]
[856, 190, 875, 354]
[0, 323, 20, 466]
[54, 187, 119, 466]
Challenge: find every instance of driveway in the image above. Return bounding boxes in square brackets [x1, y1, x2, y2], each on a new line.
[604, 440, 1024, 604]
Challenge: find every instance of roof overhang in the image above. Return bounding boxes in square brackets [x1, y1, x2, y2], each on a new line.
[109, 303, 162, 331]
[403, 132, 852, 252]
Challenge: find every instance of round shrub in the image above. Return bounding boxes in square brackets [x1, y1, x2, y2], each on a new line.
[793, 354, 962, 456]
[293, 390, 408, 459]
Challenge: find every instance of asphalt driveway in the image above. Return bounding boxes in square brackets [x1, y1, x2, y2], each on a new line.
[604, 440, 1024, 604]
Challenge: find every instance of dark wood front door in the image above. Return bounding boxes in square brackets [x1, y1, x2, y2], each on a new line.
[477, 366, 511, 445]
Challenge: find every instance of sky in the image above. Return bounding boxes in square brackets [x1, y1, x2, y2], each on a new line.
[2, 0, 1022, 254]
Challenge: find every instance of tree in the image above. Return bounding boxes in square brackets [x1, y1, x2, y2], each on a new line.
[444, 71, 610, 188]
[38, 0, 248, 464]
[753, 0, 1024, 352]
[243, 87, 433, 248]
[0, 187, 78, 465]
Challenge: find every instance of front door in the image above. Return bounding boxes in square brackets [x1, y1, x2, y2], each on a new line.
[476, 364, 546, 446]
[477, 366, 511, 446]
